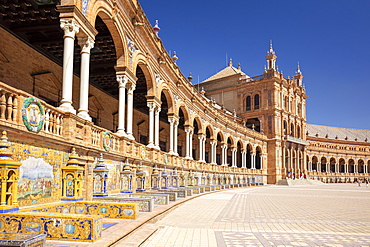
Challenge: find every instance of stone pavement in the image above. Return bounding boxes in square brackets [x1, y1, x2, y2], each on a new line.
[46, 184, 370, 246]
[135, 184, 370, 247]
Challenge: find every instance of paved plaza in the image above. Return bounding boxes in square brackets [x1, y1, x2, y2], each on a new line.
[135, 184, 370, 247]
[45, 184, 370, 246]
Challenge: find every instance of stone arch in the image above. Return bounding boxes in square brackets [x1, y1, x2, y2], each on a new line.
[226, 136, 234, 166]
[177, 104, 190, 125]
[236, 140, 243, 168]
[159, 85, 175, 114]
[339, 158, 346, 173]
[204, 124, 215, 140]
[320, 156, 327, 172]
[358, 159, 365, 173]
[204, 125, 214, 164]
[136, 64, 155, 96]
[91, 7, 126, 61]
[348, 159, 355, 173]
[330, 157, 336, 173]
[312, 156, 318, 172]
[246, 143, 253, 169]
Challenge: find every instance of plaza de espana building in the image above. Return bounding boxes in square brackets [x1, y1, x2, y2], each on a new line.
[0, 0, 368, 242]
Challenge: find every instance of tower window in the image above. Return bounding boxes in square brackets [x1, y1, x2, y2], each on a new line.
[254, 94, 260, 109]
[246, 96, 251, 111]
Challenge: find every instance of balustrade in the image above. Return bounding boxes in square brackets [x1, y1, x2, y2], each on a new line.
[0, 81, 262, 179]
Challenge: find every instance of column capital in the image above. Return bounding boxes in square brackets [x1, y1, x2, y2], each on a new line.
[155, 106, 161, 114]
[78, 37, 94, 54]
[60, 19, 80, 39]
[127, 83, 136, 93]
[117, 75, 129, 88]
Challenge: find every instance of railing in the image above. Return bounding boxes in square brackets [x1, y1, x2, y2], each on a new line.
[0, 81, 64, 137]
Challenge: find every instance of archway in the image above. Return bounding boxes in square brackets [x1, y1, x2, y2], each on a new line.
[321, 157, 327, 172]
[216, 132, 223, 165]
[191, 118, 202, 160]
[339, 158, 345, 173]
[134, 65, 150, 145]
[236, 141, 243, 168]
[312, 156, 318, 172]
[330, 158, 336, 173]
[348, 159, 355, 173]
[246, 144, 252, 169]
[205, 126, 213, 163]
[177, 107, 187, 157]
[255, 146, 262, 169]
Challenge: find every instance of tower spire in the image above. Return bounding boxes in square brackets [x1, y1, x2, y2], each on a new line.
[294, 62, 303, 86]
[265, 40, 277, 70]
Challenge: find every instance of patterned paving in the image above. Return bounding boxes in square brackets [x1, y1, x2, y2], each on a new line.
[139, 184, 370, 247]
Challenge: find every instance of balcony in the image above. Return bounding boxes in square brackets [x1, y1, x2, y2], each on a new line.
[285, 135, 308, 145]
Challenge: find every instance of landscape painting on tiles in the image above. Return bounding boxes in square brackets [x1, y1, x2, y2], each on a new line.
[11, 141, 67, 206]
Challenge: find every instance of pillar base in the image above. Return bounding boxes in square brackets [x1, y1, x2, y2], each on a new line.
[125, 133, 135, 140]
[59, 103, 76, 114]
[147, 143, 156, 149]
[185, 156, 193, 160]
[168, 151, 176, 155]
[77, 111, 92, 121]
[116, 130, 127, 137]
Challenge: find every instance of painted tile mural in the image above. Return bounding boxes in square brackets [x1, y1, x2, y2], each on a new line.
[104, 159, 121, 193]
[10, 141, 67, 207]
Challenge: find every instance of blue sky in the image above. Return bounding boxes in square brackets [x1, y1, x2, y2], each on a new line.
[139, 0, 370, 130]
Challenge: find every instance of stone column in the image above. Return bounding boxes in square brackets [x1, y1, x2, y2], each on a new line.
[317, 162, 321, 172]
[260, 154, 263, 170]
[198, 134, 206, 162]
[116, 75, 127, 136]
[184, 126, 193, 159]
[168, 117, 175, 155]
[221, 144, 227, 166]
[335, 163, 339, 173]
[154, 106, 161, 150]
[308, 161, 312, 172]
[231, 148, 237, 167]
[241, 151, 246, 168]
[147, 102, 156, 148]
[251, 153, 256, 169]
[173, 119, 179, 155]
[210, 140, 217, 164]
[126, 83, 136, 140]
[77, 37, 94, 121]
[59, 19, 80, 114]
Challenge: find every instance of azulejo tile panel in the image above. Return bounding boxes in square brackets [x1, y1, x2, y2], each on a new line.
[21, 201, 139, 220]
[0, 212, 102, 242]
[95, 197, 154, 212]
[11, 141, 67, 207]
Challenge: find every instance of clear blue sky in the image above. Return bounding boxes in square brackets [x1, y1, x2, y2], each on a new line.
[140, 0, 370, 130]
